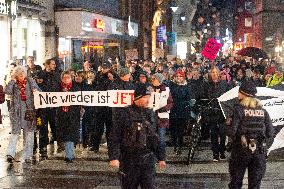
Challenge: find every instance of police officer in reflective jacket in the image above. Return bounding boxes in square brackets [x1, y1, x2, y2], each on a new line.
[228, 81, 274, 189]
[108, 84, 166, 189]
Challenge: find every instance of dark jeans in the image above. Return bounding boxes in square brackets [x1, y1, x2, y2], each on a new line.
[120, 153, 156, 189]
[82, 109, 95, 147]
[210, 123, 226, 156]
[45, 108, 57, 142]
[201, 121, 210, 140]
[170, 118, 187, 149]
[158, 127, 166, 160]
[34, 116, 49, 154]
[229, 153, 266, 189]
[91, 113, 112, 150]
[38, 124, 49, 153]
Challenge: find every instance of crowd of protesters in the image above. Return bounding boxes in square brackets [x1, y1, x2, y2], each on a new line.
[3, 55, 283, 164]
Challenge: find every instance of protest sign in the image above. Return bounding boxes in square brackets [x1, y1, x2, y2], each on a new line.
[201, 38, 222, 60]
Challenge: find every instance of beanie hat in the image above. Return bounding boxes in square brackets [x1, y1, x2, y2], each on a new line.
[239, 80, 257, 97]
[152, 73, 164, 84]
[119, 67, 130, 77]
[134, 84, 151, 100]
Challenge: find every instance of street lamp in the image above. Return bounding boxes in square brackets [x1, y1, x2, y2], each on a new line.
[180, 12, 186, 21]
[169, 0, 178, 12]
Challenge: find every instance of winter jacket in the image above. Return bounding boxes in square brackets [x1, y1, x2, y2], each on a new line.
[27, 65, 42, 79]
[109, 79, 135, 90]
[109, 105, 164, 161]
[266, 74, 283, 87]
[203, 80, 229, 123]
[169, 81, 192, 119]
[4, 78, 41, 134]
[188, 78, 206, 100]
[42, 70, 61, 92]
[229, 103, 274, 156]
[56, 82, 81, 143]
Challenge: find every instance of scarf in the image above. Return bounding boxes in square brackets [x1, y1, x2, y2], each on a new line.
[61, 82, 72, 112]
[16, 79, 27, 101]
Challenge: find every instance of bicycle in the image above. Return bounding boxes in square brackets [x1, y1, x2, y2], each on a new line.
[186, 99, 219, 165]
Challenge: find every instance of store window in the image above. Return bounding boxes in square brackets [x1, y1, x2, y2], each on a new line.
[11, 17, 43, 65]
[0, 16, 10, 85]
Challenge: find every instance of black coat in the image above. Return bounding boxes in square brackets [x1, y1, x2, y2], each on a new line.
[109, 105, 164, 161]
[203, 80, 229, 123]
[42, 70, 61, 92]
[94, 72, 113, 115]
[230, 103, 274, 156]
[188, 78, 206, 100]
[169, 81, 192, 119]
[109, 79, 135, 90]
[56, 82, 81, 143]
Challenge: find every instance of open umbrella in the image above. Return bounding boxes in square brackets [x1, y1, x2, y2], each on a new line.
[237, 47, 268, 59]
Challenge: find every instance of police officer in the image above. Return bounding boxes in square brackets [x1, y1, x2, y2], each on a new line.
[108, 84, 166, 189]
[228, 81, 274, 189]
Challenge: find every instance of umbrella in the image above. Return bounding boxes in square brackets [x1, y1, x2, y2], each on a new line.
[217, 85, 284, 154]
[237, 47, 268, 59]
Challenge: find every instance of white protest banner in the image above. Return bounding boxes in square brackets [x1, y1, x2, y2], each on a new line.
[218, 86, 284, 154]
[34, 90, 134, 109]
[261, 97, 284, 126]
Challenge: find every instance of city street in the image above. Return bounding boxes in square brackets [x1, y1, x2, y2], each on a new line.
[0, 117, 283, 189]
[1, 0, 284, 189]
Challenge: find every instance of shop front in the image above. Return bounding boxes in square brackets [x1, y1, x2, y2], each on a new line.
[0, 14, 10, 85]
[11, 16, 45, 65]
[55, 10, 138, 69]
[0, 0, 17, 85]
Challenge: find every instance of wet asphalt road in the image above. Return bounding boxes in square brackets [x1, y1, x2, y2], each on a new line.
[0, 120, 284, 189]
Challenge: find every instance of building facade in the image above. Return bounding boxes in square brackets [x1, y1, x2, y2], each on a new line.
[55, 9, 139, 69]
[254, 0, 284, 60]
[0, 0, 55, 84]
[54, 0, 156, 68]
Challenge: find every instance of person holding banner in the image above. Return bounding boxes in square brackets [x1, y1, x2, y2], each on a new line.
[204, 66, 229, 161]
[5, 66, 41, 164]
[227, 80, 274, 189]
[55, 71, 81, 163]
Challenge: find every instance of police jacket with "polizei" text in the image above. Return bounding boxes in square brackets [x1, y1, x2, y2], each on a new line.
[229, 103, 274, 143]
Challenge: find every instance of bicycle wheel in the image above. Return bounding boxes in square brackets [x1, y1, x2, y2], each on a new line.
[186, 122, 202, 165]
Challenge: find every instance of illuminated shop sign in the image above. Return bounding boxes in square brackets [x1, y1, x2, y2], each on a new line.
[92, 18, 105, 31]
[0, 0, 17, 18]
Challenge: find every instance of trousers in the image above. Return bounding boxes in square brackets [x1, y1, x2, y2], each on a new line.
[120, 153, 156, 189]
[229, 152, 266, 189]
[7, 130, 34, 160]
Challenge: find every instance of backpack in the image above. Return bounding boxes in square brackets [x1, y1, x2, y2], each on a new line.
[122, 109, 159, 152]
[0, 85, 5, 104]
